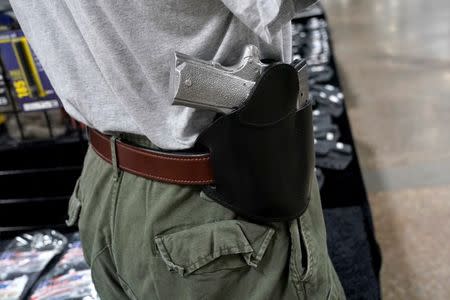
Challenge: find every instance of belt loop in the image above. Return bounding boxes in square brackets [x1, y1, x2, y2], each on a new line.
[110, 136, 119, 181]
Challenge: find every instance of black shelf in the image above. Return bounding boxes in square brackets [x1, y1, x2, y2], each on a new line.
[0, 135, 88, 236]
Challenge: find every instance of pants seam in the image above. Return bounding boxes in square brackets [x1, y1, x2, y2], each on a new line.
[299, 215, 315, 282]
[91, 245, 110, 267]
[91, 245, 138, 300]
[108, 172, 138, 299]
[289, 221, 305, 299]
[116, 267, 138, 300]
[110, 171, 124, 253]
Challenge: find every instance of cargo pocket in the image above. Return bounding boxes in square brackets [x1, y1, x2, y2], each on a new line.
[155, 220, 275, 277]
[66, 179, 82, 227]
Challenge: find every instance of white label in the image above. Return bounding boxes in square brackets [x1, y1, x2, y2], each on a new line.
[22, 99, 60, 111]
[0, 97, 8, 106]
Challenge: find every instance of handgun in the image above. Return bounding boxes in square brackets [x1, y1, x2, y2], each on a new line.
[169, 45, 309, 114]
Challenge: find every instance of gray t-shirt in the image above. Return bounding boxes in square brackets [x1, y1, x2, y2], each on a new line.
[10, 0, 315, 149]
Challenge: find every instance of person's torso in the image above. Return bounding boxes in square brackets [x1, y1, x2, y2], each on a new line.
[11, 0, 292, 149]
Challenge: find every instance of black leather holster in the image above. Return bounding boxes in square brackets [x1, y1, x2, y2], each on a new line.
[195, 63, 314, 222]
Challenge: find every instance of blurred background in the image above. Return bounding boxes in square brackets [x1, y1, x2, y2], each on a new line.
[322, 0, 450, 299]
[0, 0, 448, 299]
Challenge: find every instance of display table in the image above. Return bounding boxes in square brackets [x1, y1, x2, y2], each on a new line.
[293, 4, 382, 299]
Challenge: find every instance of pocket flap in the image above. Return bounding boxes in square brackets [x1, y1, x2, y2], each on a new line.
[155, 220, 275, 276]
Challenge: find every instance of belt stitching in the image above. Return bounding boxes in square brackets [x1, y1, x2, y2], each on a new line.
[120, 164, 213, 184]
[91, 141, 213, 184]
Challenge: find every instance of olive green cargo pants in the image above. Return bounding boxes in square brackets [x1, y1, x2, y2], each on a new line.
[67, 145, 345, 300]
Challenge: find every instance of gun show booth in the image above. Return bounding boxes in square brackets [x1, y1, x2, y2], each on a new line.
[0, 4, 381, 299]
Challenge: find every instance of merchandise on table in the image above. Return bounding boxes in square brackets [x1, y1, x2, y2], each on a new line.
[310, 84, 344, 117]
[292, 16, 354, 174]
[0, 276, 28, 300]
[30, 233, 98, 300]
[292, 17, 330, 66]
[315, 167, 325, 189]
[315, 141, 353, 170]
[308, 64, 334, 84]
[0, 231, 67, 300]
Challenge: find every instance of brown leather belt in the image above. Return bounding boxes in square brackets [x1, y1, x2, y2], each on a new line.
[88, 128, 214, 185]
